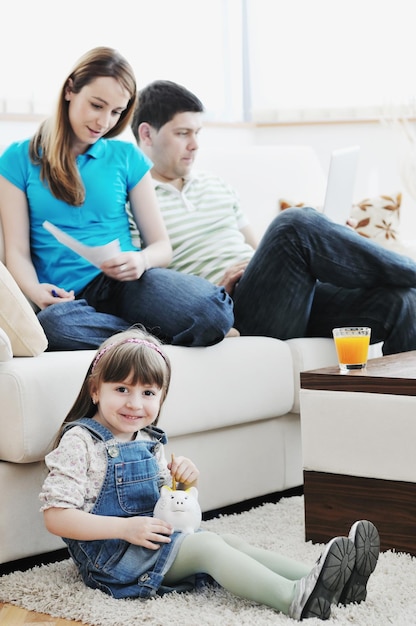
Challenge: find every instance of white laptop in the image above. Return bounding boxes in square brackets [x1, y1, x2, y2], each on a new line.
[322, 145, 360, 224]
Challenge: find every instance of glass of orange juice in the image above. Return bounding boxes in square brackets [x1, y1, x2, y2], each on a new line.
[332, 327, 371, 372]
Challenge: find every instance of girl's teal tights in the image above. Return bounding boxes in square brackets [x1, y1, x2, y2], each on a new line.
[163, 531, 311, 614]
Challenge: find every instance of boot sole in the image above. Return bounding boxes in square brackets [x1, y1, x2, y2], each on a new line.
[302, 536, 356, 620]
[338, 520, 380, 605]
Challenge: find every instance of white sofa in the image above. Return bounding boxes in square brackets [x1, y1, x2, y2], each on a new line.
[0, 144, 373, 566]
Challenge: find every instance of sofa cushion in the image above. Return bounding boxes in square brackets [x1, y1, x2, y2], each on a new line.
[0, 261, 48, 356]
[162, 337, 294, 438]
[0, 337, 294, 463]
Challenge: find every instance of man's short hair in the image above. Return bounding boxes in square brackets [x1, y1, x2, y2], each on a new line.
[131, 80, 204, 141]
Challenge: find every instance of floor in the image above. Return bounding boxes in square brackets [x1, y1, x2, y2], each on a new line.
[0, 602, 84, 625]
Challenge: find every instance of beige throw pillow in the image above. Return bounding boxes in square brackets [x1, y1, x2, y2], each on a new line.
[350, 193, 402, 247]
[278, 199, 315, 212]
[0, 262, 48, 356]
[0, 327, 12, 361]
[278, 193, 405, 251]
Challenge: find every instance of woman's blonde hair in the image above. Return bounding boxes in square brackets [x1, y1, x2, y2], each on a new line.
[29, 46, 137, 206]
[61, 328, 171, 435]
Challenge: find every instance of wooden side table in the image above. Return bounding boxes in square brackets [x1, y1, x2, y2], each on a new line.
[300, 351, 416, 555]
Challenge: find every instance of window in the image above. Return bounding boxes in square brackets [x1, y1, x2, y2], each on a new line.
[245, 0, 416, 122]
[0, 0, 243, 121]
[1, 0, 414, 123]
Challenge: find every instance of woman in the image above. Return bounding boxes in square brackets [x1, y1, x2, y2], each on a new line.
[0, 47, 233, 350]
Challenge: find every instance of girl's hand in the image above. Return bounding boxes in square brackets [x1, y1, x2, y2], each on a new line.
[100, 251, 147, 282]
[122, 515, 173, 549]
[168, 455, 200, 487]
[44, 508, 172, 549]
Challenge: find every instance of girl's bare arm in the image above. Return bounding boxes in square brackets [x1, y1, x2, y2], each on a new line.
[44, 507, 173, 550]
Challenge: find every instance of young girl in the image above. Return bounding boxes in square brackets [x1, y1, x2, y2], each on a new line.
[39, 328, 380, 621]
[0, 47, 233, 351]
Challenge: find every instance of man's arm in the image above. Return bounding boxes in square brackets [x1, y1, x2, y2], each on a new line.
[240, 224, 259, 249]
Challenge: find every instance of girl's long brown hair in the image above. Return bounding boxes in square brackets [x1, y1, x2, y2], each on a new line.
[29, 46, 137, 206]
[53, 328, 171, 447]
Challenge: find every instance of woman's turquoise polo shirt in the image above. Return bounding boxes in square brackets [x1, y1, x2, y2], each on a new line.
[0, 138, 152, 294]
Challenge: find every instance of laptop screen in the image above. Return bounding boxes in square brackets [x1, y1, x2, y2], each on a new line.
[322, 145, 360, 225]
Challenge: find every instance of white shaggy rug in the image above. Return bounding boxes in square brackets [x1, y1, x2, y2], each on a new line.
[1, 495, 416, 625]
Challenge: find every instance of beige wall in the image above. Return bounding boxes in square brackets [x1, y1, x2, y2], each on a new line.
[2, 115, 415, 235]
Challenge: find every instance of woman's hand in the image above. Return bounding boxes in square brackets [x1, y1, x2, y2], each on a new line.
[168, 455, 200, 488]
[32, 284, 75, 310]
[100, 251, 148, 281]
[122, 515, 173, 549]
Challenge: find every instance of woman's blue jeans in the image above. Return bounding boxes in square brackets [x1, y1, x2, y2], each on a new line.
[233, 207, 416, 355]
[38, 268, 234, 350]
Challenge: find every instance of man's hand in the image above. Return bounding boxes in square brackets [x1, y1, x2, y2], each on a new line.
[218, 261, 249, 295]
[346, 217, 358, 230]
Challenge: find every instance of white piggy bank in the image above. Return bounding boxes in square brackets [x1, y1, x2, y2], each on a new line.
[153, 485, 202, 533]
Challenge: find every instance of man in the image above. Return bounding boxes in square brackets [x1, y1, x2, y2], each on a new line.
[130, 80, 416, 355]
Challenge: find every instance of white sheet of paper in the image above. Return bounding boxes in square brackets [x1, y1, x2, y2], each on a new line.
[43, 221, 121, 268]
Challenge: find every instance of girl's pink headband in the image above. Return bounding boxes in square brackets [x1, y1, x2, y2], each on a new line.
[91, 338, 168, 372]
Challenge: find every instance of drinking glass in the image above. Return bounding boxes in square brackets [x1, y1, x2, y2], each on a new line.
[332, 327, 371, 372]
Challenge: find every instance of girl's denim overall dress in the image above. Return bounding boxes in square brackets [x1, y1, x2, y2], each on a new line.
[62, 418, 206, 599]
